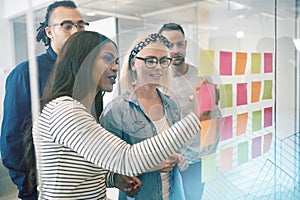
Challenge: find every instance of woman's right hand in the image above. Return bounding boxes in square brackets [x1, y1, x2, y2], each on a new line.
[193, 80, 211, 122]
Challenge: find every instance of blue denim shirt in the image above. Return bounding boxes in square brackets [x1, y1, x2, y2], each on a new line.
[99, 88, 185, 200]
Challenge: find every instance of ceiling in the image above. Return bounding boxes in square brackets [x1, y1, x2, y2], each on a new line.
[13, 0, 296, 26]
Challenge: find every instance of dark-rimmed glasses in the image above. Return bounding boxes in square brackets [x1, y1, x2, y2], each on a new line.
[48, 20, 89, 32]
[135, 56, 172, 68]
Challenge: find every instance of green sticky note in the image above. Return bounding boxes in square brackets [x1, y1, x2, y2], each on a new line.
[262, 80, 273, 99]
[238, 141, 248, 165]
[251, 52, 261, 74]
[252, 110, 262, 132]
[201, 153, 216, 182]
[219, 84, 233, 108]
[199, 50, 214, 76]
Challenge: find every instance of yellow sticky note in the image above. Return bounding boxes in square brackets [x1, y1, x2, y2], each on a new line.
[251, 52, 261, 74]
[199, 50, 214, 76]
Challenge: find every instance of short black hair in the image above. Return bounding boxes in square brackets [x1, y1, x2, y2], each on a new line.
[36, 1, 77, 46]
[158, 23, 185, 37]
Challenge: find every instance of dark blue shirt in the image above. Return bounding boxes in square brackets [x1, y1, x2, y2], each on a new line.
[0, 48, 56, 199]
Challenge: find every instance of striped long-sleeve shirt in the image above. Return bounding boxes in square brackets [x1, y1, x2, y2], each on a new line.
[33, 96, 200, 199]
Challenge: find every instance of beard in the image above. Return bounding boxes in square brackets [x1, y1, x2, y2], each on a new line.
[172, 55, 185, 67]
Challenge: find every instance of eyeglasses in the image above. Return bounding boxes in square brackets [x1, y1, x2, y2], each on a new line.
[135, 56, 172, 68]
[48, 20, 89, 32]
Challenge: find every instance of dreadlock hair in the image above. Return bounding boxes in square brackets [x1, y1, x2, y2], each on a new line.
[36, 1, 77, 46]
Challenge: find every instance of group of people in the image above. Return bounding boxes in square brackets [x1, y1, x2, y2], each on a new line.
[0, 1, 220, 200]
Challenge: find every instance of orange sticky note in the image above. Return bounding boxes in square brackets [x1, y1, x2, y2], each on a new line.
[251, 81, 261, 103]
[235, 52, 247, 75]
[200, 119, 218, 148]
[236, 112, 248, 136]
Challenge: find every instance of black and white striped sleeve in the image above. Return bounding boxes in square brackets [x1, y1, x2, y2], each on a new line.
[49, 99, 201, 176]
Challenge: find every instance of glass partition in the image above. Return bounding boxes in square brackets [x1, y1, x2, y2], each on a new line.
[8, 0, 299, 199]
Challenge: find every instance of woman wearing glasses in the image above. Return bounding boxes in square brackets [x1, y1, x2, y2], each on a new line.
[100, 33, 196, 200]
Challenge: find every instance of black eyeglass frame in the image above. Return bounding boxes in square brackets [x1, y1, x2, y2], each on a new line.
[135, 56, 172, 69]
[48, 20, 89, 31]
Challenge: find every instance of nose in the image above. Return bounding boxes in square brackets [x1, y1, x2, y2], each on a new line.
[70, 25, 82, 34]
[110, 61, 119, 72]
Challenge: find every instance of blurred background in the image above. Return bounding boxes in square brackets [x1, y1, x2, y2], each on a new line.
[0, 0, 299, 199]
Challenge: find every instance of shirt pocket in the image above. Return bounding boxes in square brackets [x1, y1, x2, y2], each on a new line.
[122, 120, 153, 144]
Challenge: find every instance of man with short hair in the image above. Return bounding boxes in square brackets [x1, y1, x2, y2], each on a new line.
[0, 1, 88, 199]
[159, 23, 221, 199]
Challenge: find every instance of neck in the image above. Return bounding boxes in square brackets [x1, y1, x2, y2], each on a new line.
[135, 84, 157, 99]
[80, 92, 96, 113]
[172, 63, 189, 77]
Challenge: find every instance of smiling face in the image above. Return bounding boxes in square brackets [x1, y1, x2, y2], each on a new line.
[132, 41, 170, 88]
[93, 42, 119, 92]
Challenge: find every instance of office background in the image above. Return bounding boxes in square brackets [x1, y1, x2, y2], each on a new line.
[0, 0, 299, 199]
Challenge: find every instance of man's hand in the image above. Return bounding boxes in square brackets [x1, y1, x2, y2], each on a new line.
[114, 174, 142, 197]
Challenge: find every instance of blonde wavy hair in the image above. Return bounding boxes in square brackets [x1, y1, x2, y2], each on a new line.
[119, 33, 172, 94]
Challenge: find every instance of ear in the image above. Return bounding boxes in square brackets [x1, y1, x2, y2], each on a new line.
[45, 26, 53, 39]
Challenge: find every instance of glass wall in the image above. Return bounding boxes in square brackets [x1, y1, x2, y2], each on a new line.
[7, 0, 299, 199]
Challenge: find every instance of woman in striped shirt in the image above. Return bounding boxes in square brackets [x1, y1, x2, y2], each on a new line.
[29, 31, 203, 199]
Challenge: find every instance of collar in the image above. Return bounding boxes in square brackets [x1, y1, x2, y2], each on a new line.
[46, 46, 57, 61]
[124, 88, 171, 108]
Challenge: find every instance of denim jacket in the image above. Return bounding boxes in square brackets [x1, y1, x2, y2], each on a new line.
[99, 88, 185, 200]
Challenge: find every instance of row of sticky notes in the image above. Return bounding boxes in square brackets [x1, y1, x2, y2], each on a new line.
[201, 132, 273, 182]
[219, 80, 272, 108]
[200, 107, 272, 147]
[198, 50, 273, 76]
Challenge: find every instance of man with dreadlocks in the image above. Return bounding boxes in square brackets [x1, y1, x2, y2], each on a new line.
[0, 1, 87, 199]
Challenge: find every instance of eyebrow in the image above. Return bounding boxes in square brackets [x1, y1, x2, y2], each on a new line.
[60, 19, 85, 24]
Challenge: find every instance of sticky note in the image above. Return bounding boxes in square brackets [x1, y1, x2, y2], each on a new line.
[251, 53, 261, 74]
[252, 136, 262, 158]
[262, 80, 273, 100]
[220, 116, 233, 141]
[264, 107, 273, 128]
[200, 119, 218, 148]
[199, 84, 216, 112]
[264, 53, 273, 73]
[199, 50, 214, 76]
[236, 112, 248, 136]
[220, 51, 232, 75]
[220, 84, 233, 108]
[237, 83, 248, 106]
[251, 81, 261, 103]
[263, 133, 273, 154]
[252, 110, 262, 132]
[219, 147, 233, 173]
[201, 153, 216, 182]
[238, 141, 248, 165]
[235, 52, 247, 75]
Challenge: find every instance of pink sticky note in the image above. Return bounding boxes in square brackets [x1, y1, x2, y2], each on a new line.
[237, 83, 248, 106]
[199, 84, 216, 112]
[264, 107, 273, 128]
[263, 133, 273, 154]
[219, 147, 233, 173]
[252, 136, 262, 158]
[220, 51, 232, 75]
[264, 53, 273, 73]
[220, 116, 233, 141]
